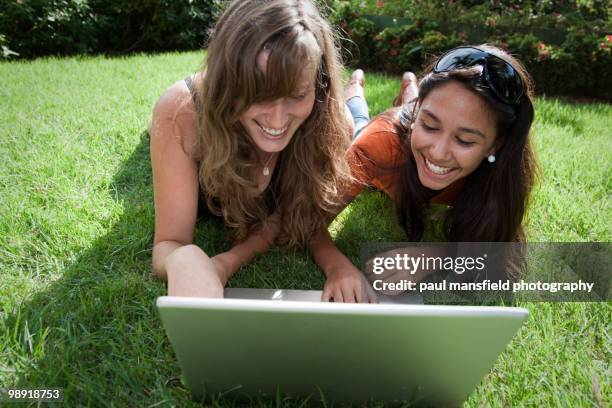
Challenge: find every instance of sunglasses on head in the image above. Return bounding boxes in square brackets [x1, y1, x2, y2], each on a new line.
[433, 46, 525, 105]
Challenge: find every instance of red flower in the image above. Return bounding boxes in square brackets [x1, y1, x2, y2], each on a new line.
[606, 35, 612, 42]
[537, 42, 550, 61]
[376, 0, 384, 9]
[537, 51, 550, 61]
[391, 38, 400, 46]
[390, 49, 398, 56]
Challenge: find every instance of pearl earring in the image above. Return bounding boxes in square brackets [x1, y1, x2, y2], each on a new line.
[487, 154, 496, 163]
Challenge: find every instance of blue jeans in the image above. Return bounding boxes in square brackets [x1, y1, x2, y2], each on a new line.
[346, 96, 370, 141]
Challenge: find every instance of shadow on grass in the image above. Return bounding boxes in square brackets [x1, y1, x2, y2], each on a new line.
[6, 131, 193, 405]
[0, 132, 364, 406]
[5, 131, 410, 406]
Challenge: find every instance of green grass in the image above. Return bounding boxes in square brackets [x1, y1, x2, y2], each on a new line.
[0, 51, 610, 407]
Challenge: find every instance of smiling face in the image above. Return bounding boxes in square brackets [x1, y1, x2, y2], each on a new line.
[410, 80, 498, 191]
[239, 50, 317, 155]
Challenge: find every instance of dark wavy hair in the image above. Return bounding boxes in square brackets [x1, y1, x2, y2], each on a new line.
[392, 44, 538, 242]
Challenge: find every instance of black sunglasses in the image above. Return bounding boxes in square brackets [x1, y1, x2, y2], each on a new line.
[433, 46, 524, 105]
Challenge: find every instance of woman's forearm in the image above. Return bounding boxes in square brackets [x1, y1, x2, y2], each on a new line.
[162, 244, 224, 297]
[152, 240, 188, 280]
[214, 212, 281, 280]
[213, 241, 258, 281]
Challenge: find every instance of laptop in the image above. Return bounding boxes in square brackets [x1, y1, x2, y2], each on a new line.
[157, 288, 528, 405]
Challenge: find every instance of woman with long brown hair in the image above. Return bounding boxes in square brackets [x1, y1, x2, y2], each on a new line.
[311, 45, 538, 302]
[149, 0, 355, 297]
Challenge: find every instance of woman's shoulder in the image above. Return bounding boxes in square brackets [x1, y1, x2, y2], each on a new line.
[149, 77, 201, 158]
[152, 77, 196, 118]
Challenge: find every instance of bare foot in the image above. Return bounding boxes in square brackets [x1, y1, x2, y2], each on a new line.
[345, 69, 365, 101]
[393, 72, 418, 107]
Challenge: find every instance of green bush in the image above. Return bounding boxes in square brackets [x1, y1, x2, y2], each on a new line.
[536, 30, 611, 97]
[333, 2, 379, 69]
[0, 0, 221, 59]
[376, 26, 421, 73]
[330, 0, 611, 99]
[1, 33, 18, 58]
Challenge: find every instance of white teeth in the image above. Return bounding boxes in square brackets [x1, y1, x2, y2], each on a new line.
[425, 158, 452, 175]
[260, 124, 288, 136]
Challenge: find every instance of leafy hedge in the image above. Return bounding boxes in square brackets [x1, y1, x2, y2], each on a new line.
[0, 0, 221, 59]
[2, 0, 610, 99]
[330, 0, 611, 99]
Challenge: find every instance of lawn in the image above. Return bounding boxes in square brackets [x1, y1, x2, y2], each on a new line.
[0, 51, 610, 407]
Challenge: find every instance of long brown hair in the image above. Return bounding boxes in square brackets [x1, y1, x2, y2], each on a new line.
[393, 45, 537, 242]
[193, 0, 351, 246]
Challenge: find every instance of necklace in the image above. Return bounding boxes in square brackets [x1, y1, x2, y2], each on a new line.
[261, 153, 275, 176]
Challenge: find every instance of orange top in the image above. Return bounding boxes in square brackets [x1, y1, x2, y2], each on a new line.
[345, 115, 463, 205]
